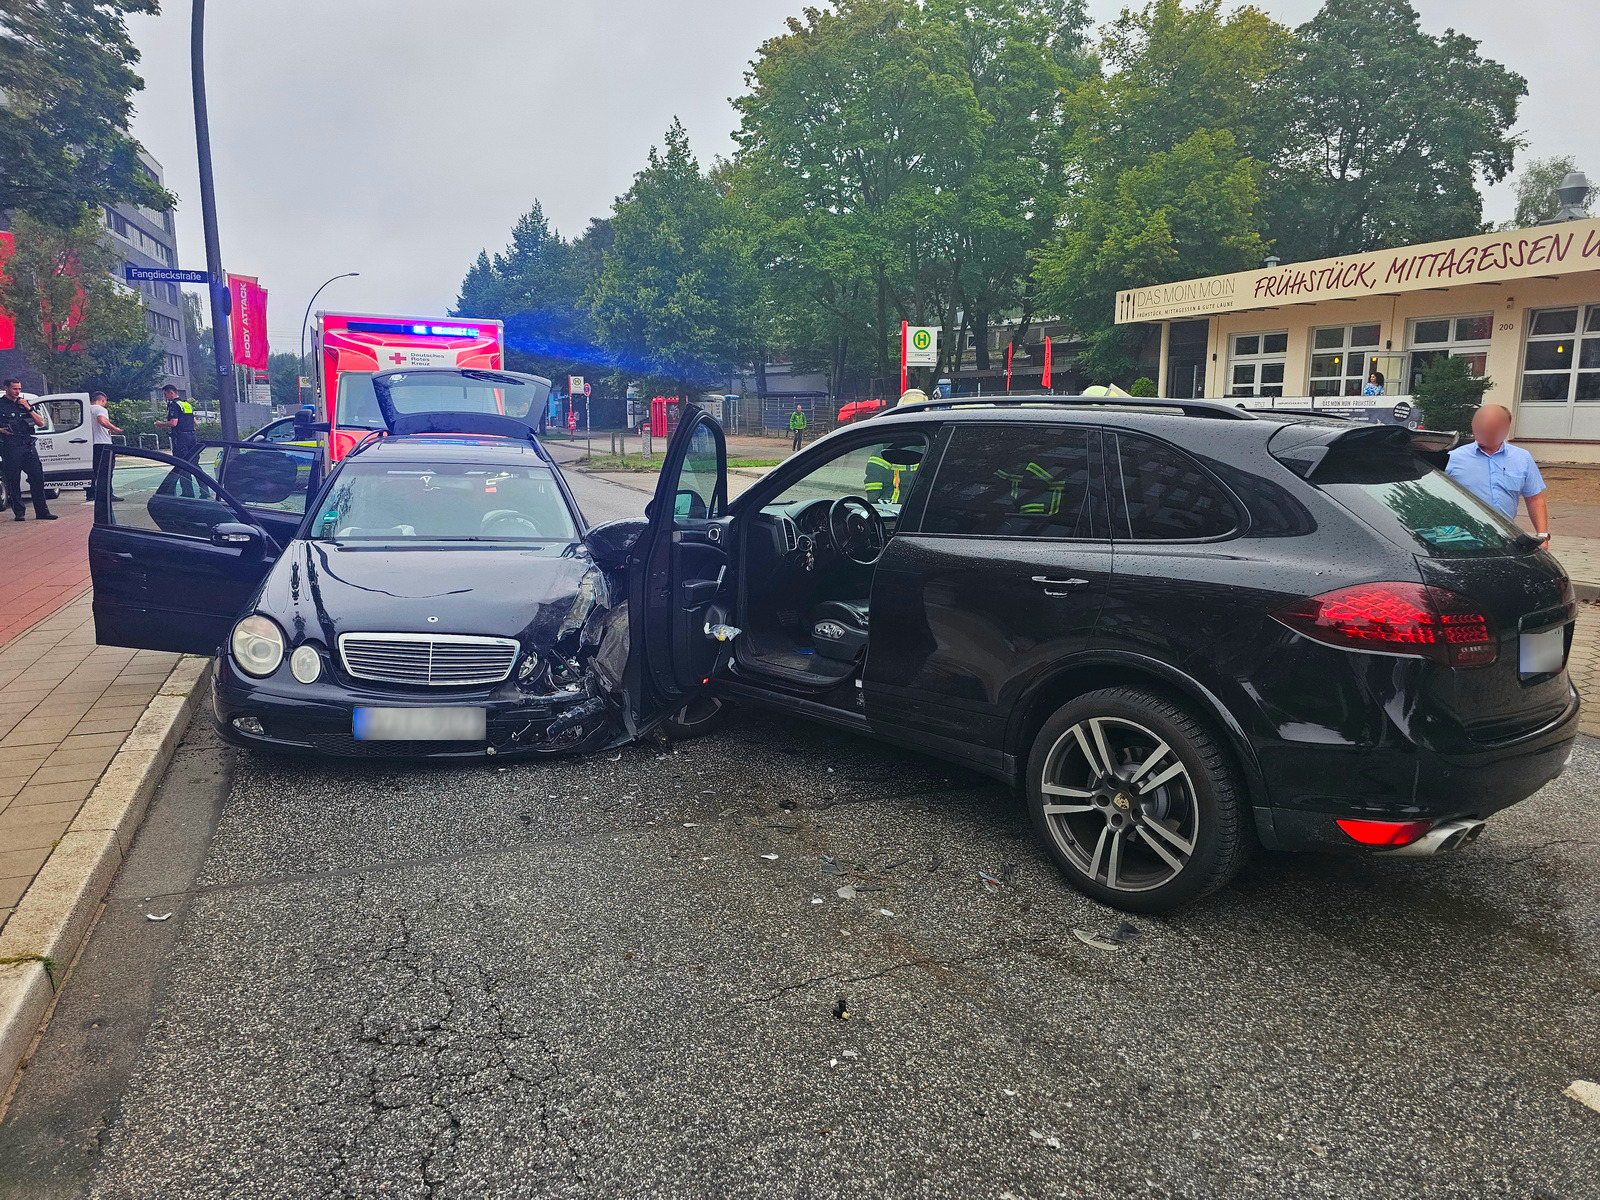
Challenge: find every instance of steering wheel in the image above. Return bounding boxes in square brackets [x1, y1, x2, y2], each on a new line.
[480, 510, 542, 538]
[827, 495, 887, 566]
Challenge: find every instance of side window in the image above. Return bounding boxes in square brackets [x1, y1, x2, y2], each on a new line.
[107, 454, 233, 539]
[35, 398, 84, 433]
[219, 446, 316, 514]
[768, 436, 929, 508]
[674, 421, 723, 519]
[920, 425, 1101, 539]
[1112, 433, 1240, 540]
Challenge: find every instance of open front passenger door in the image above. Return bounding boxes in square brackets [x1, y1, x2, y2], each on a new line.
[624, 409, 730, 733]
[88, 443, 320, 655]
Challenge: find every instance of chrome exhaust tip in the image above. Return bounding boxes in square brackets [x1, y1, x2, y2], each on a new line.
[1383, 818, 1486, 857]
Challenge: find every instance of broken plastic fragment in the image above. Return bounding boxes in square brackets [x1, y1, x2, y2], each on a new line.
[842, 1049, 859, 1059]
[761, 853, 779, 861]
[836, 885, 858, 900]
[821, 854, 842, 875]
[705, 623, 743, 642]
[1073, 928, 1123, 952]
[145, 912, 172, 922]
[980, 872, 1003, 892]
[878, 908, 894, 917]
[1566, 1080, 1600, 1113]
[811, 897, 823, 905]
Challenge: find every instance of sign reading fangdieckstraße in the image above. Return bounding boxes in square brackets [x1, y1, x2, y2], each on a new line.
[1115, 217, 1600, 324]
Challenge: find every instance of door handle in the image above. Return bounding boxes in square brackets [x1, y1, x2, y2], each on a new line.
[1032, 575, 1088, 595]
[69, 438, 88, 443]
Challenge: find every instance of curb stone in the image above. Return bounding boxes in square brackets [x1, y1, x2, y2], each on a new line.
[0, 654, 212, 1103]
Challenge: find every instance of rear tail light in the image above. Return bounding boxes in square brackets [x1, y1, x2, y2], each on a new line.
[1336, 818, 1434, 846]
[1274, 582, 1496, 667]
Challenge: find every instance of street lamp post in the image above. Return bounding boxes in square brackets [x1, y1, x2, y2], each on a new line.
[190, 0, 235, 440]
[299, 273, 360, 407]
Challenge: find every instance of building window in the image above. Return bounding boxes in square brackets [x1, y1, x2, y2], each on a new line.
[1227, 330, 1287, 397]
[164, 354, 186, 377]
[1406, 314, 1491, 392]
[1521, 306, 1600, 405]
[146, 311, 181, 340]
[1309, 323, 1381, 396]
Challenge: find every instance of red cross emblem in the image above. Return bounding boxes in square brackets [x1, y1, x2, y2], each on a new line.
[388, 352, 406, 365]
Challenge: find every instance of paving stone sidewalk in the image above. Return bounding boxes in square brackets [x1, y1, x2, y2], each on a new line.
[0, 594, 180, 930]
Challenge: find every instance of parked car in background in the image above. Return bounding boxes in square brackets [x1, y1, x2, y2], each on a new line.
[0, 392, 93, 510]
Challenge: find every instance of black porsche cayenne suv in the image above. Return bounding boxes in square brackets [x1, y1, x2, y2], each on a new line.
[624, 396, 1579, 911]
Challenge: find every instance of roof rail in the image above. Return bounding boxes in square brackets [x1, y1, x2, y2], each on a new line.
[346, 430, 386, 457]
[886, 395, 1258, 421]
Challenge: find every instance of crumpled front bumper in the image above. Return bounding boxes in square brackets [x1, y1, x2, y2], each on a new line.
[211, 654, 624, 759]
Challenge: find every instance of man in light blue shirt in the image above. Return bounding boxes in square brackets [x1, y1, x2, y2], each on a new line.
[1445, 404, 1551, 543]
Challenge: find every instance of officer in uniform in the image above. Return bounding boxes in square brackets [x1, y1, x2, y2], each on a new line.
[0, 378, 57, 521]
[159, 384, 198, 462]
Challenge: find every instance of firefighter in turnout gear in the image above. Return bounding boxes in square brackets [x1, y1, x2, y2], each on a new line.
[995, 461, 1066, 516]
[864, 452, 919, 504]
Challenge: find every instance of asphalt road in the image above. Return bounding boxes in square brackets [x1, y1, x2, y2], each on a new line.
[3, 467, 1599, 1200]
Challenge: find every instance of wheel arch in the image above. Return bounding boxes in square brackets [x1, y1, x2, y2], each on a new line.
[1006, 652, 1272, 822]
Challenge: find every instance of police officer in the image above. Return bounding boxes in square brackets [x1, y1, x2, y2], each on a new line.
[158, 384, 198, 462]
[0, 378, 56, 521]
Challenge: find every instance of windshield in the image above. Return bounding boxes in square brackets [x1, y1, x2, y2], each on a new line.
[1317, 448, 1528, 558]
[378, 372, 542, 421]
[313, 461, 577, 544]
[336, 373, 383, 430]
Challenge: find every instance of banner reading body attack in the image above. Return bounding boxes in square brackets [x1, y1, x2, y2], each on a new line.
[227, 273, 269, 370]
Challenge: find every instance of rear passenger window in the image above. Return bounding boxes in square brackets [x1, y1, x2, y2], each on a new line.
[920, 426, 1100, 539]
[1113, 433, 1239, 540]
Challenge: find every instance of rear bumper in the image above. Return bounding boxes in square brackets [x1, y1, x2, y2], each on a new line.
[1260, 685, 1580, 852]
[211, 655, 621, 759]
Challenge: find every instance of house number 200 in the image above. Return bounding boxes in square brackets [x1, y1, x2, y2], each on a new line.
[1498, 322, 1515, 331]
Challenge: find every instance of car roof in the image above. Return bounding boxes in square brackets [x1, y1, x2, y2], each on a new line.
[867, 394, 1353, 437]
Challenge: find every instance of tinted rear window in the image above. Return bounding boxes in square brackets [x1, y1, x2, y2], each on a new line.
[1317, 448, 1528, 558]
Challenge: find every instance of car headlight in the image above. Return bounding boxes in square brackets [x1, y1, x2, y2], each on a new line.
[517, 652, 541, 681]
[290, 644, 322, 684]
[230, 614, 285, 678]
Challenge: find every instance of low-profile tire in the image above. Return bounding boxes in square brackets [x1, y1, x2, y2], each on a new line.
[659, 693, 732, 741]
[1024, 686, 1248, 913]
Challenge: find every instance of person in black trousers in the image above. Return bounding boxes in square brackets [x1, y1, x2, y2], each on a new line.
[0, 378, 56, 521]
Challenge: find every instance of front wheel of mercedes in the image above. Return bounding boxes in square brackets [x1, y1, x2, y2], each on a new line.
[1025, 687, 1249, 913]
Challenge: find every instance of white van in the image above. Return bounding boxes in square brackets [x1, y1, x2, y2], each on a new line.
[0, 393, 95, 508]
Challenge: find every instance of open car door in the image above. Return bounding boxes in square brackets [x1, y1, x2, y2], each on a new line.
[624, 409, 730, 734]
[88, 442, 320, 655]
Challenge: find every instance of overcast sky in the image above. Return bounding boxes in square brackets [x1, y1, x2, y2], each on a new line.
[124, 0, 1598, 351]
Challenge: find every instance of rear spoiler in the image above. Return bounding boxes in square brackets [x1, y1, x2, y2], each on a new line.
[1267, 422, 1460, 479]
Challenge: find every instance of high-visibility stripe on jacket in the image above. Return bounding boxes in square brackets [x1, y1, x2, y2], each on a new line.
[864, 455, 918, 503]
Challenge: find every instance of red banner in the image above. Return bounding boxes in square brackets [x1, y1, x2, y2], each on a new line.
[1041, 335, 1053, 390]
[227, 273, 269, 369]
[0, 232, 15, 351]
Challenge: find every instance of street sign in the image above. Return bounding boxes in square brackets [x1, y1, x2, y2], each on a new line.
[582, 382, 592, 397]
[298, 376, 313, 390]
[125, 265, 210, 284]
[247, 383, 272, 406]
[568, 374, 585, 397]
[904, 325, 938, 367]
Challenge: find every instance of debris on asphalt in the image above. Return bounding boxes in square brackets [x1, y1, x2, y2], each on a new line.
[145, 912, 172, 922]
[683, 822, 699, 828]
[980, 871, 1003, 892]
[1565, 1080, 1600, 1113]
[998, 862, 1017, 884]
[837, 885, 858, 900]
[811, 897, 823, 905]
[833, 995, 850, 1019]
[1073, 928, 1124, 952]
[761, 853, 779, 861]
[821, 854, 842, 874]
[842, 1049, 859, 1058]
[878, 908, 895, 917]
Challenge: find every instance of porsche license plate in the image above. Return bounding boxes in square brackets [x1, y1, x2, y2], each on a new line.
[1519, 627, 1566, 677]
[353, 707, 486, 741]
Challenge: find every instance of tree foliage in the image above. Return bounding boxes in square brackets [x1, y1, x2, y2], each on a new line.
[1414, 353, 1493, 436]
[0, 209, 156, 391]
[1266, 0, 1526, 261]
[1505, 155, 1590, 230]
[0, 0, 172, 223]
[590, 119, 753, 394]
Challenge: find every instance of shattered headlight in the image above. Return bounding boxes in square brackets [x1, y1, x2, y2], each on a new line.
[517, 652, 541, 681]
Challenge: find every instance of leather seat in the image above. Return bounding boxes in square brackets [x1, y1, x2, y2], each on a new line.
[810, 599, 869, 663]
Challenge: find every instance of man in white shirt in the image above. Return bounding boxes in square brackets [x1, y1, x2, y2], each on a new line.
[85, 391, 123, 503]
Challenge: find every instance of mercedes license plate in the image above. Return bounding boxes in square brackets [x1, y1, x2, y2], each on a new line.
[353, 707, 486, 741]
[1519, 627, 1566, 677]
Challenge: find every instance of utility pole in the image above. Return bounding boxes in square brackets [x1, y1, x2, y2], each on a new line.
[191, 0, 236, 440]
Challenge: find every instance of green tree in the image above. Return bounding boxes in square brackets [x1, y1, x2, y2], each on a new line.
[181, 291, 220, 407]
[1267, 0, 1526, 261]
[0, 0, 172, 223]
[267, 351, 308, 408]
[1505, 156, 1589, 230]
[0, 208, 154, 390]
[1413, 354, 1492, 437]
[84, 310, 163, 401]
[590, 120, 754, 396]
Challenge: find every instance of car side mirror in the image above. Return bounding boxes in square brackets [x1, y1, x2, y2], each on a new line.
[211, 522, 263, 549]
[587, 517, 647, 566]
